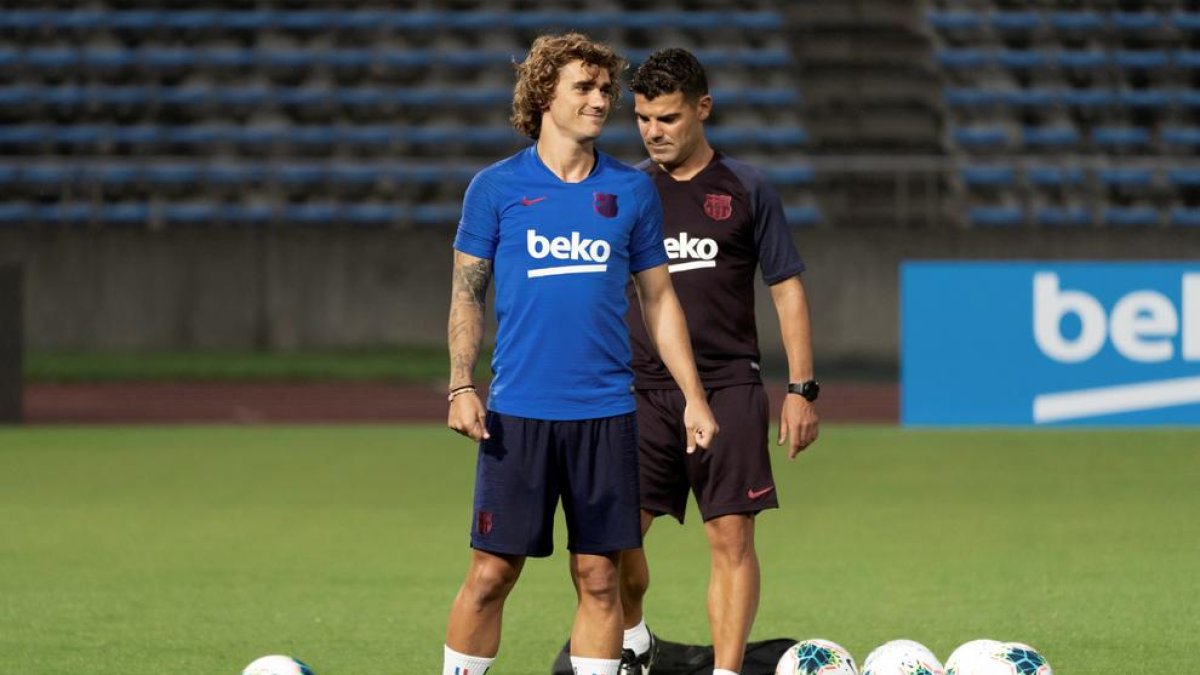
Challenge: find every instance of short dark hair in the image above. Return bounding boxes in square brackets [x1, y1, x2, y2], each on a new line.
[631, 48, 709, 101]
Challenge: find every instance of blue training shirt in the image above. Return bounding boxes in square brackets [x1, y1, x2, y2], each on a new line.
[454, 145, 669, 421]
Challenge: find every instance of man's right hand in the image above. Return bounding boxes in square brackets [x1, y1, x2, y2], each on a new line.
[448, 392, 490, 441]
[683, 399, 719, 454]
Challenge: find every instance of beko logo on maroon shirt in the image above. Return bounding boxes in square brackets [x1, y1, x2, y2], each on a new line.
[664, 232, 718, 273]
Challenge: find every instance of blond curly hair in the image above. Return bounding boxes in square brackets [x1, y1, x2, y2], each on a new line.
[511, 33, 627, 140]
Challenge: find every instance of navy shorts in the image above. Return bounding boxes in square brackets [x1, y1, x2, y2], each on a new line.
[636, 384, 778, 523]
[470, 410, 642, 557]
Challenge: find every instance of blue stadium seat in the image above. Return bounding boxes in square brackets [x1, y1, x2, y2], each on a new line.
[0, 164, 18, 188]
[1178, 91, 1200, 110]
[1114, 51, 1169, 71]
[100, 203, 151, 227]
[0, 125, 44, 150]
[411, 204, 461, 227]
[93, 163, 142, 189]
[56, 11, 106, 36]
[277, 11, 335, 35]
[204, 50, 256, 71]
[1057, 51, 1109, 70]
[52, 125, 102, 149]
[141, 49, 196, 75]
[1023, 126, 1080, 150]
[26, 48, 79, 72]
[335, 11, 389, 33]
[953, 126, 1010, 150]
[1060, 89, 1114, 108]
[766, 165, 815, 186]
[1027, 165, 1086, 186]
[997, 50, 1049, 71]
[207, 163, 267, 189]
[37, 203, 92, 227]
[992, 12, 1040, 32]
[961, 165, 1016, 187]
[162, 203, 220, 227]
[329, 164, 382, 188]
[1003, 89, 1056, 109]
[1161, 128, 1200, 149]
[0, 203, 34, 227]
[1167, 168, 1200, 186]
[275, 163, 327, 188]
[1176, 52, 1200, 70]
[1112, 13, 1163, 33]
[221, 204, 274, 227]
[162, 11, 219, 33]
[1103, 206, 1159, 227]
[1092, 127, 1152, 150]
[1117, 90, 1170, 110]
[22, 164, 77, 189]
[927, 11, 984, 32]
[146, 163, 202, 189]
[1173, 13, 1200, 33]
[943, 88, 999, 109]
[1169, 208, 1200, 227]
[968, 206, 1023, 227]
[1049, 11, 1103, 33]
[282, 203, 340, 227]
[109, 11, 162, 35]
[936, 49, 987, 70]
[343, 204, 402, 228]
[1097, 168, 1154, 187]
[111, 125, 162, 147]
[1036, 207, 1092, 227]
[218, 10, 274, 33]
[164, 125, 224, 147]
[0, 10, 49, 34]
[337, 126, 399, 148]
[785, 205, 822, 227]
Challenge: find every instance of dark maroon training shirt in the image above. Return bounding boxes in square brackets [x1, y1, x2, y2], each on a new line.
[626, 151, 806, 390]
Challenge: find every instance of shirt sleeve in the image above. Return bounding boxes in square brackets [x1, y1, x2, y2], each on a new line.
[628, 175, 669, 273]
[453, 171, 500, 260]
[750, 174, 806, 285]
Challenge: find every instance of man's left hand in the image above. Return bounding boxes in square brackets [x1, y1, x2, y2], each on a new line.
[778, 395, 819, 460]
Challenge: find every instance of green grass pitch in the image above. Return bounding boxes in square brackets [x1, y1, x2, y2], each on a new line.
[1, 424, 1197, 674]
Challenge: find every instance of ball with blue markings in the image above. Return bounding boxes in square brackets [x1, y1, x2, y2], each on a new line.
[775, 638, 859, 675]
[241, 655, 315, 675]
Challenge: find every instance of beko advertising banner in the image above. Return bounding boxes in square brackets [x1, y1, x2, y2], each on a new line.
[902, 262, 1200, 426]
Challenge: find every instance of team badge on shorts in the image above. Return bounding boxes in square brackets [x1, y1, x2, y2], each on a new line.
[593, 192, 618, 218]
[476, 510, 493, 536]
[704, 193, 733, 221]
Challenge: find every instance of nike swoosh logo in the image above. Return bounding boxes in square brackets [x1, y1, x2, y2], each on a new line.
[520, 196, 547, 206]
[747, 486, 775, 499]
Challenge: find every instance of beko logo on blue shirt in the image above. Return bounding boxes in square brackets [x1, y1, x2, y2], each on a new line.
[902, 263, 1200, 426]
[525, 228, 611, 278]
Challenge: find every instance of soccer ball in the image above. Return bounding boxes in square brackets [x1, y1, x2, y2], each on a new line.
[945, 640, 1005, 675]
[944, 641, 1052, 675]
[776, 638, 859, 675]
[241, 655, 315, 675]
[861, 639, 944, 675]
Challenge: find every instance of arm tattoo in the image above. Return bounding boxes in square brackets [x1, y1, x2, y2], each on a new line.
[448, 256, 492, 389]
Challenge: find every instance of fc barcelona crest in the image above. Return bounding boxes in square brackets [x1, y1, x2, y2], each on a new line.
[704, 193, 733, 221]
[593, 192, 618, 218]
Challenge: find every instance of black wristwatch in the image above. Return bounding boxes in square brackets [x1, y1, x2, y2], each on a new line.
[787, 380, 820, 402]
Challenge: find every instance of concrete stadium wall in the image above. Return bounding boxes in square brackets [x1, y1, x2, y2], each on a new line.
[3, 228, 1199, 373]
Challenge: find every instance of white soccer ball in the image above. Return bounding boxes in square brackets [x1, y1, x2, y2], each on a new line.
[776, 638, 859, 675]
[945, 639, 1005, 675]
[861, 639, 944, 675]
[241, 655, 315, 675]
[944, 641, 1052, 675]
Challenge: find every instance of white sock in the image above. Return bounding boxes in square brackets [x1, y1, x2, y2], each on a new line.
[713, 669, 739, 675]
[443, 645, 494, 675]
[623, 618, 651, 655]
[570, 656, 621, 675]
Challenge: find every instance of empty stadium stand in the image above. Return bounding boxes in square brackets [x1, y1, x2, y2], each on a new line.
[0, 4, 820, 230]
[928, 2, 1200, 228]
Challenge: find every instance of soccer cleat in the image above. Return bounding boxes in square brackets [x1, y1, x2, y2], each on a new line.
[618, 631, 658, 675]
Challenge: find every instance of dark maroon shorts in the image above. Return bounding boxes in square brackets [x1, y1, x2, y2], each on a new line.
[636, 384, 778, 523]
